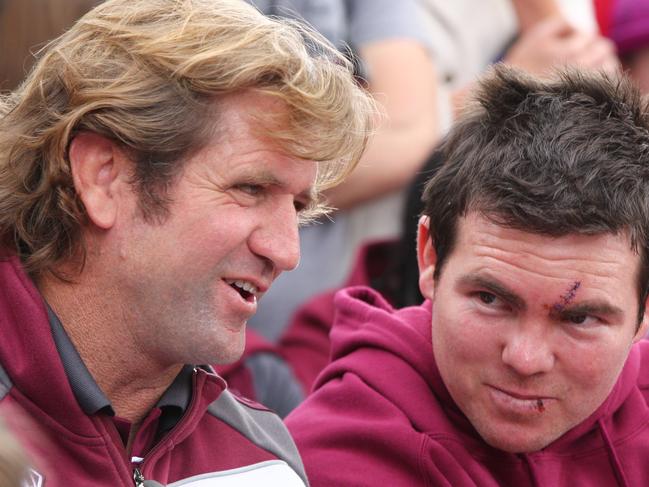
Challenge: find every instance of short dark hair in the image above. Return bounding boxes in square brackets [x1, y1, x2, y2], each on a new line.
[422, 65, 649, 323]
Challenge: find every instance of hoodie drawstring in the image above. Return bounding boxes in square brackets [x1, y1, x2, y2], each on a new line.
[598, 418, 629, 487]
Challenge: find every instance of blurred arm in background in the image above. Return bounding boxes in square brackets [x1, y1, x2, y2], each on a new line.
[451, 0, 619, 116]
[325, 37, 439, 209]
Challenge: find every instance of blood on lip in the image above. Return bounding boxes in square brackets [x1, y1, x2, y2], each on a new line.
[491, 386, 548, 414]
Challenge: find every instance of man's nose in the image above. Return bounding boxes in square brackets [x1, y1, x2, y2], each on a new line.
[501, 323, 555, 377]
[250, 200, 301, 273]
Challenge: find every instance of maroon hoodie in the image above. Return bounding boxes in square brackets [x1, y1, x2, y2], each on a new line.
[0, 252, 308, 486]
[286, 286, 649, 487]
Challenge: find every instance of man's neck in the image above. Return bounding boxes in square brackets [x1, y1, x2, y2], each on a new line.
[37, 272, 182, 425]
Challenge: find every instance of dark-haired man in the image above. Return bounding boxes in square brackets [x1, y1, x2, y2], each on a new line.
[286, 66, 649, 486]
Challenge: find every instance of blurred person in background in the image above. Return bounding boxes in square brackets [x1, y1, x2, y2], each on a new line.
[0, 0, 98, 90]
[595, 0, 649, 94]
[424, 0, 619, 125]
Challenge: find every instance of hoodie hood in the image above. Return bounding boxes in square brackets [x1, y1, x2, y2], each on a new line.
[305, 285, 649, 486]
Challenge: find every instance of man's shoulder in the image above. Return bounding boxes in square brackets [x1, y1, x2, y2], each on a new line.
[205, 389, 307, 483]
[289, 287, 442, 437]
[332, 285, 431, 334]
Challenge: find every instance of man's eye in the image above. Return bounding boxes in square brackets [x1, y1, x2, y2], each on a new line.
[236, 184, 263, 195]
[568, 314, 587, 324]
[563, 313, 598, 327]
[478, 291, 497, 305]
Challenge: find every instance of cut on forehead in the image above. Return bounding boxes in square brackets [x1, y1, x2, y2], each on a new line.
[448, 211, 644, 312]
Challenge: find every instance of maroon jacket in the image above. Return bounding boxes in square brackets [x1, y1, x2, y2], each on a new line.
[0, 251, 308, 486]
[287, 286, 649, 487]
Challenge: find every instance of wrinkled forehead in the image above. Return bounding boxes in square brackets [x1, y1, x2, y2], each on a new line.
[195, 90, 356, 203]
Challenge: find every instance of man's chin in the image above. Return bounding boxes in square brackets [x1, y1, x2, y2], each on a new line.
[480, 430, 556, 454]
[209, 336, 247, 366]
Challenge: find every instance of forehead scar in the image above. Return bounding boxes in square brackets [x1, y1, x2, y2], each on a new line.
[545, 281, 581, 315]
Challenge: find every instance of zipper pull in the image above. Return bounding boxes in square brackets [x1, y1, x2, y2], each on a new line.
[133, 466, 145, 487]
[132, 456, 145, 487]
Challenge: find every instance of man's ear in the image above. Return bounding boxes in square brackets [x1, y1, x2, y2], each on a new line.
[417, 215, 437, 300]
[69, 132, 129, 230]
[633, 294, 649, 343]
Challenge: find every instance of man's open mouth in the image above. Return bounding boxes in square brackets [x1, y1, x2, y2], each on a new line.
[225, 279, 258, 302]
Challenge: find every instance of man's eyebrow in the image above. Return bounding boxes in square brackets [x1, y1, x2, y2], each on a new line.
[237, 171, 279, 185]
[240, 171, 316, 206]
[557, 301, 625, 319]
[456, 274, 526, 310]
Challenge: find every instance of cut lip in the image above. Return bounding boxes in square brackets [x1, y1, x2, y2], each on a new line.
[487, 385, 552, 415]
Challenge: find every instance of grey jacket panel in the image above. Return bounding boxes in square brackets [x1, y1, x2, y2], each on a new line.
[0, 361, 12, 400]
[207, 390, 308, 485]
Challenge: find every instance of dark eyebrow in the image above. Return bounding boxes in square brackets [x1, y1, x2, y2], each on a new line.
[556, 301, 624, 319]
[456, 274, 526, 310]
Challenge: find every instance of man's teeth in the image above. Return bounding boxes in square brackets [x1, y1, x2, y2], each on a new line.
[225, 279, 258, 295]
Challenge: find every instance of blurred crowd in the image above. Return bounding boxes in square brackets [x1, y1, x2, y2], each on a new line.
[1, 0, 649, 483]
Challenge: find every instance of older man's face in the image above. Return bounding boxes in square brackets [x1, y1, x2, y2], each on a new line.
[419, 212, 648, 452]
[115, 92, 317, 366]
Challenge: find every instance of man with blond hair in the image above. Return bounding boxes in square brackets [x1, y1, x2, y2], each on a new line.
[0, 0, 373, 485]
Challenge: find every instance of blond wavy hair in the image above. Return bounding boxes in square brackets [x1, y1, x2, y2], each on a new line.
[0, 0, 374, 276]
